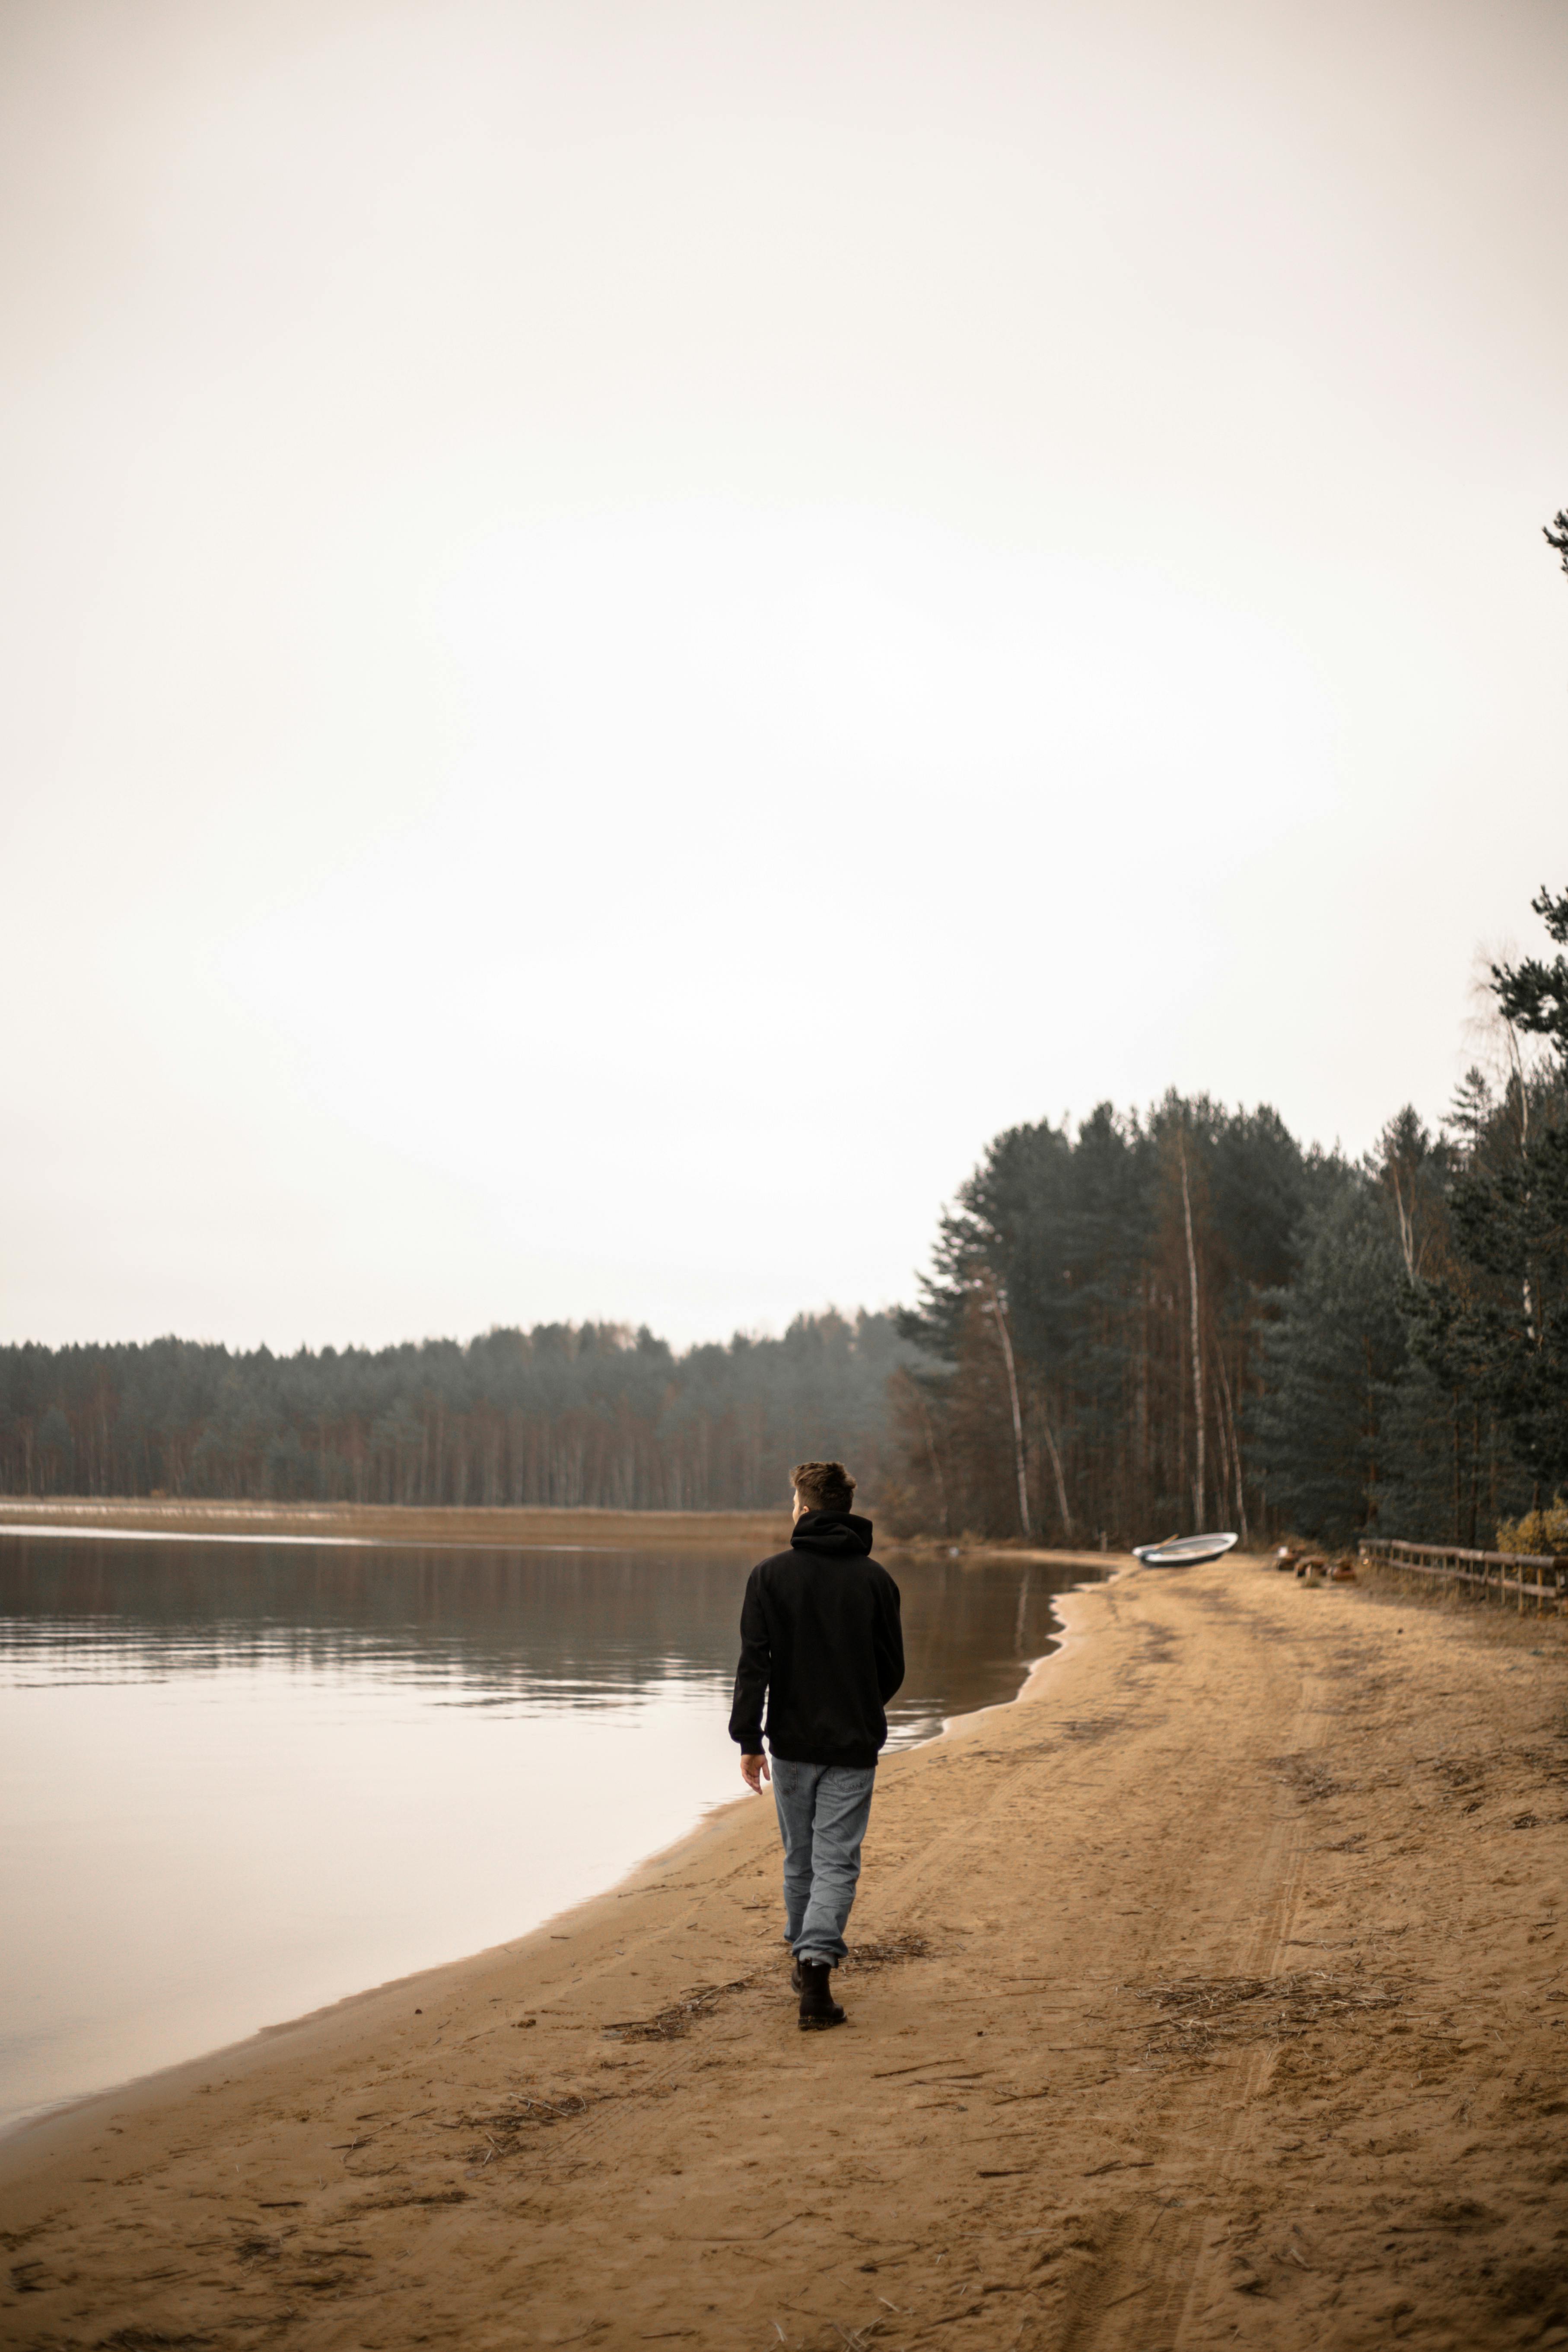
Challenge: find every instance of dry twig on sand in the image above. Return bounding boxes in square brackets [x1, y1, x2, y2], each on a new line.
[1128, 1970, 1404, 2061]
[841, 1935, 932, 1970]
[601, 1980, 751, 2041]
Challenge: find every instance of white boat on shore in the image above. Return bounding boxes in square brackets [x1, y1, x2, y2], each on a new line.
[1131, 1531, 1240, 1568]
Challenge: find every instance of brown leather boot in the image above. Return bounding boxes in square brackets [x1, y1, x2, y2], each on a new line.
[797, 1959, 845, 2031]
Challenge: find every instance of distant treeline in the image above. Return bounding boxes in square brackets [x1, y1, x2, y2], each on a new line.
[0, 1312, 914, 1512]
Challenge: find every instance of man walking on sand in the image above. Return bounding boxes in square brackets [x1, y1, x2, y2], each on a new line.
[729, 1461, 904, 2031]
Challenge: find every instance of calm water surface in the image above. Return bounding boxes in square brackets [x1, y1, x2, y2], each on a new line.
[0, 1529, 1094, 2132]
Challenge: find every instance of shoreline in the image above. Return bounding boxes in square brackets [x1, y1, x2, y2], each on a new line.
[0, 1496, 798, 1554]
[0, 1493, 1104, 1564]
[5, 1556, 1565, 2349]
[0, 1561, 1120, 2157]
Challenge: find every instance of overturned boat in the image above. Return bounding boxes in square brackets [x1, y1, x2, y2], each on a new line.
[1131, 1531, 1240, 1568]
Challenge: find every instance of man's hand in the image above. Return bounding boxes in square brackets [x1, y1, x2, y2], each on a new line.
[740, 1750, 771, 1794]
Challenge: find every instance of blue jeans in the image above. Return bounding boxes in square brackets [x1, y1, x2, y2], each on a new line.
[770, 1757, 877, 1968]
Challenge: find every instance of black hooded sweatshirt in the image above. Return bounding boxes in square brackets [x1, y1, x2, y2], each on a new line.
[728, 1510, 904, 1769]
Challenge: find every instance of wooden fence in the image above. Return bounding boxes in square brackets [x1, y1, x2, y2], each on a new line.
[1359, 1537, 1568, 1611]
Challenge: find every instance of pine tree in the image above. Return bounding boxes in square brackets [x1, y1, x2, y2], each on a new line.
[1254, 1177, 1407, 1544]
[1409, 888, 1568, 1500]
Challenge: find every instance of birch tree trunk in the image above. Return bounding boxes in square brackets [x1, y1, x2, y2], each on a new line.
[983, 1272, 1032, 1537]
[1213, 1344, 1250, 1546]
[981, 1270, 1076, 1538]
[1180, 1142, 1206, 1529]
[1037, 1402, 1075, 1540]
[914, 1384, 951, 1534]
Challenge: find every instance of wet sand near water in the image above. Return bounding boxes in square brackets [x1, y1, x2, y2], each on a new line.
[3, 1555, 1566, 2350]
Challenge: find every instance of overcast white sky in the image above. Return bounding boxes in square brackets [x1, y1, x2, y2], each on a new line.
[3, 0, 1565, 1352]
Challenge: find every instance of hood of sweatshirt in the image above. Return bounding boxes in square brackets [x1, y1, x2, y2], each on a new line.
[791, 1509, 875, 1556]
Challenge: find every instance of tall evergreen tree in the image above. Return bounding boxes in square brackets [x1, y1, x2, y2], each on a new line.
[893, 1094, 1321, 1543]
[1409, 889, 1568, 1499]
[1254, 1174, 1407, 1544]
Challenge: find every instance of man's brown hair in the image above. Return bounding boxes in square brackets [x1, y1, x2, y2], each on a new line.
[792, 1460, 857, 1513]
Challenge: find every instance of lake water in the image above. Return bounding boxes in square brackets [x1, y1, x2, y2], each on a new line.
[0, 1528, 1093, 2134]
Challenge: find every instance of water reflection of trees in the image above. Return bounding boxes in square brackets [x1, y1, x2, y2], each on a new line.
[0, 1538, 1094, 1741]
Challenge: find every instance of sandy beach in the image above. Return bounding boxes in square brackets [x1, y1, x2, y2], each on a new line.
[3, 1551, 1566, 2351]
